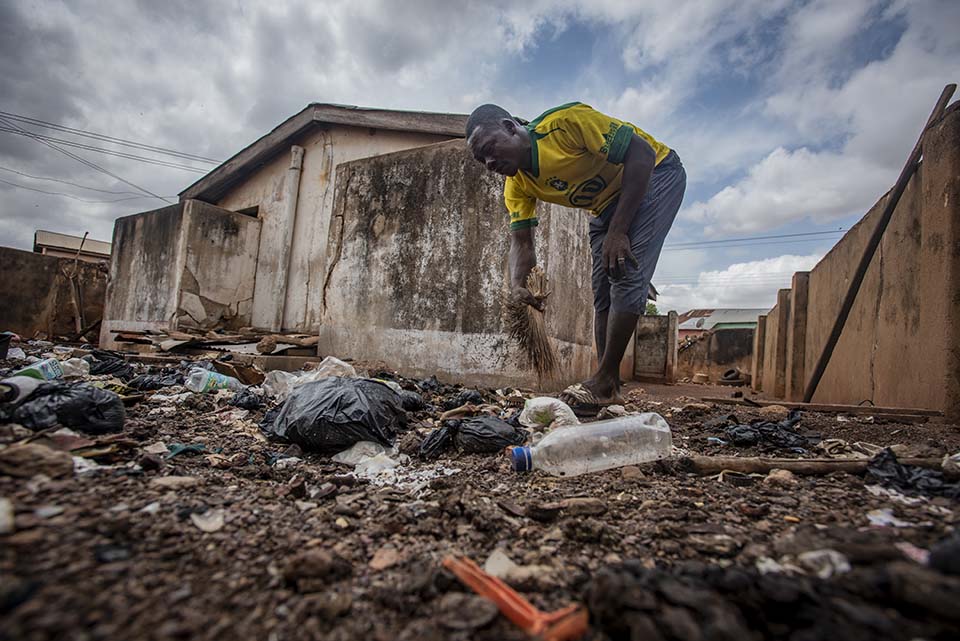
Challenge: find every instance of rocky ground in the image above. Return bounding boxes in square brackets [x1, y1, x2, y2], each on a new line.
[2, 355, 960, 641]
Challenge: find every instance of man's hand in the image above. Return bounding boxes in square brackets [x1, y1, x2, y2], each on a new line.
[513, 286, 545, 311]
[602, 231, 638, 280]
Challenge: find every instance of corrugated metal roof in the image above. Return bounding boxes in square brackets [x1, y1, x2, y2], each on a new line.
[677, 308, 769, 330]
[34, 230, 112, 256]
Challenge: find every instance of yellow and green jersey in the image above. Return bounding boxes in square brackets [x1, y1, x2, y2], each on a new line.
[504, 102, 671, 230]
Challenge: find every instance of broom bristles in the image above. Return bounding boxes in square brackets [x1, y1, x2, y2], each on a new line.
[505, 267, 558, 379]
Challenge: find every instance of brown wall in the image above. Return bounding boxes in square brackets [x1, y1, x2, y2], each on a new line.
[677, 328, 755, 383]
[0, 247, 107, 339]
[758, 105, 960, 419]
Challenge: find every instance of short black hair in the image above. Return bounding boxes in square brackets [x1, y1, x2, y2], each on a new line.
[465, 103, 513, 139]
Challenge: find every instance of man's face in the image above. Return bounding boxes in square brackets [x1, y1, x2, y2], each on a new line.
[468, 120, 526, 176]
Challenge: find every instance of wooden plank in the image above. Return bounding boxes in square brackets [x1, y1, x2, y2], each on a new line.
[685, 455, 941, 476]
[701, 395, 942, 417]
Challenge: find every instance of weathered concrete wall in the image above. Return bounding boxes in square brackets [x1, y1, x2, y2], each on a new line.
[317, 139, 595, 390]
[761, 290, 789, 398]
[100, 200, 261, 348]
[634, 312, 678, 383]
[215, 125, 454, 332]
[175, 201, 261, 330]
[804, 107, 960, 414]
[0, 247, 107, 338]
[677, 328, 755, 383]
[757, 105, 960, 418]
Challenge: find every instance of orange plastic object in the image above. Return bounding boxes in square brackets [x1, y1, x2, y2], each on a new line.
[442, 555, 589, 641]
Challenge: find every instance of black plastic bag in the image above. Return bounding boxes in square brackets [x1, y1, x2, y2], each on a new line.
[128, 372, 183, 391]
[866, 448, 960, 498]
[264, 377, 406, 455]
[230, 387, 263, 410]
[398, 390, 425, 412]
[89, 354, 135, 380]
[10, 382, 125, 434]
[723, 410, 812, 450]
[442, 389, 484, 410]
[420, 416, 527, 458]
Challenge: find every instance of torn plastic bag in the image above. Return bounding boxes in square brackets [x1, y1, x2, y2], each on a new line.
[7, 382, 125, 434]
[230, 387, 263, 410]
[519, 397, 580, 429]
[865, 448, 960, 498]
[263, 377, 406, 455]
[420, 416, 528, 459]
[128, 372, 183, 391]
[723, 410, 813, 450]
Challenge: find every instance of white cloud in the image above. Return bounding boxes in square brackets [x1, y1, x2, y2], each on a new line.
[656, 253, 823, 313]
[680, 146, 890, 235]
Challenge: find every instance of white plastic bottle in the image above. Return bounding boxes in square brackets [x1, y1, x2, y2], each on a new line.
[509, 413, 673, 477]
[0, 376, 43, 404]
[184, 368, 245, 393]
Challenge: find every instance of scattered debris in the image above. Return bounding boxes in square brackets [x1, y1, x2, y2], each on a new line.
[189, 508, 225, 533]
[866, 448, 960, 498]
[419, 416, 527, 458]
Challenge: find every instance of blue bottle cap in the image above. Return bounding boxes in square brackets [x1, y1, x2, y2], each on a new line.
[510, 446, 532, 472]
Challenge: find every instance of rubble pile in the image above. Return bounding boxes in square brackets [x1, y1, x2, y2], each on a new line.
[1, 336, 959, 640]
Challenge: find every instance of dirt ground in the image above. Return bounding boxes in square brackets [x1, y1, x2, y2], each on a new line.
[2, 366, 960, 640]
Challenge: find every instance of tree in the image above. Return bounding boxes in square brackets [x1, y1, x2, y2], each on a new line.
[645, 301, 659, 316]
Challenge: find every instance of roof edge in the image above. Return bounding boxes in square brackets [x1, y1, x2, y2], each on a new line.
[179, 103, 467, 202]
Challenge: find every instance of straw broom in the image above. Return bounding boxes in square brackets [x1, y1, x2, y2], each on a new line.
[505, 266, 558, 379]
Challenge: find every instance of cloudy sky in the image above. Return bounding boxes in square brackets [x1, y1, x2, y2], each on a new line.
[1, 0, 956, 313]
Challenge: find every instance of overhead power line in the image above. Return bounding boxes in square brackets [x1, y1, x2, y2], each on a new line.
[663, 229, 846, 248]
[0, 115, 172, 203]
[0, 110, 222, 164]
[0, 177, 163, 203]
[0, 127, 208, 173]
[0, 164, 155, 196]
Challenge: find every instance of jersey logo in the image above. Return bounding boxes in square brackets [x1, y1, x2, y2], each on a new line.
[547, 177, 568, 191]
[569, 176, 607, 207]
[599, 123, 620, 154]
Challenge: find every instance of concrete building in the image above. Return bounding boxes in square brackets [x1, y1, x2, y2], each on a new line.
[678, 308, 769, 339]
[101, 104, 467, 344]
[34, 230, 111, 263]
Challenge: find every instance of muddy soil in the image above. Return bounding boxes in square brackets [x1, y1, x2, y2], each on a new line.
[2, 378, 959, 640]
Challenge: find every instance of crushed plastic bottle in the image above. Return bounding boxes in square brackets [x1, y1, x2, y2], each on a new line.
[12, 358, 64, 381]
[509, 412, 672, 477]
[184, 368, 245, 393]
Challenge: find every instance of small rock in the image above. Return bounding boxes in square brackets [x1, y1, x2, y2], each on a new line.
[764, 469, 798, 488]
[560, 497, 607, 515]
[0, 443, 74, 479]
[138, 453, 164, 471]
[621, 466, 643, 480]
[688, 533, 741, 557]
[278, 475, 307, 499]
[0, 498, 14, 534]
[681, 402, 712, 413]
[283, 550, 352, 590]
[150, 475, 199, 489]
[334, 517, 350, 529]
[436, 592, 499, 630]
[256, 335, 277, 354]
[34, 505, 64, 519]
[484, 548, 555, 589]
[295, 501, 318, 512]
[299, 591, 352, 620]
[369, 546, 401, 571]
[143, 442, 168, 455]
[189, 508, 225, 533]
[692, 373, 709, 384]
[758, 404, 790, 419]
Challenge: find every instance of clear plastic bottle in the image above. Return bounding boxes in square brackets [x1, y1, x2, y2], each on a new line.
[12, 358, 64, 381]
[510, 413, 672, 477]
[184, 368, 245, 393]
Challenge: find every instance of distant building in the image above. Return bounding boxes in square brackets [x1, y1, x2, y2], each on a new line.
[34, 230, 111, 263]
[678, 308, 769, 339]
